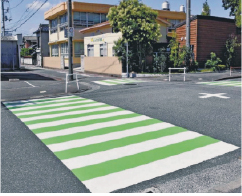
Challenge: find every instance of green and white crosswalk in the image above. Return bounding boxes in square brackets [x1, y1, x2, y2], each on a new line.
[93, 79, 144, 86]
[197, 80, 241, 87]
[2, 95, 239, 193]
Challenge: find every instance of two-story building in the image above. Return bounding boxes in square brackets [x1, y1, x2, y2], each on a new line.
[43, 1, 186, 71]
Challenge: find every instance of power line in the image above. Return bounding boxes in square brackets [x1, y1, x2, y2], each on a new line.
[10, 0, 24, 10]
[6, 0, 40, 29]
[11, 0, 48, 32]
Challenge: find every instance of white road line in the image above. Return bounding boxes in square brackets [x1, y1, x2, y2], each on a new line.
[93, 81, 116, 86]
[29, 110, 133, 130]
[83, 142, 238, 193]
[7, 97, 82, 108]
[37, 116, 151, 140]
[24, 81, 36, 87]
[62, 131, 200, 169]
[15, 102, 105, 116]
[11, 99, 89, 112]
[48, 122, 173, 152]
[3, 96, 75, 105]
[21, 106, 115, 122]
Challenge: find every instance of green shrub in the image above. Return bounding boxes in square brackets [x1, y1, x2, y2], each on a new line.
[201, 68, 214, 72]
[205, 52, 222, 71]
[218, 64, 226, 70]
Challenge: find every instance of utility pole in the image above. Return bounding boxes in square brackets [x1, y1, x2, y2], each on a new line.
[186, 0, 191, 49]
[2, 0, 5, 36]
[67, 0, 73, 80]
[126, 42, 129, 78]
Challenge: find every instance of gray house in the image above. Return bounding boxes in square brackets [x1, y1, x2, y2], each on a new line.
[1, 34, 22, 71]
[33, 24, 49, 66]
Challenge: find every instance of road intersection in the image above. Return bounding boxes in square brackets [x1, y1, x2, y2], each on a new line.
[1, 67, 241, 193]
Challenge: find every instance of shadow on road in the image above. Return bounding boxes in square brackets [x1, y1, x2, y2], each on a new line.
[1, 73, 56, 81]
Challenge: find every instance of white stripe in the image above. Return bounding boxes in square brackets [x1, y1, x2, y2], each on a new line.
[3, 95, 75, 105]
[7, 97, 83, 108]
[207, 82, 238, 85]
[48, 122, 173, 152]
[29, 110, 133, 130]
[83, 141, 238, 193]
[11, 99, 88, 112]
[24, 81, 36, 87]
[15, 102, 105, 116]
[62, 131, 200, 169]
[93, 81, 116, 86]
[37, 116, 150, 140]
[21, 106, 114, 122]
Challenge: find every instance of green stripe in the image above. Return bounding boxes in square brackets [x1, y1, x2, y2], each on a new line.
[33, 113, 140, 134]
[17, 104, 109, 119]
[42, 119, 161, 145]
[72, 136, 219, 181]
[25, 108, 122, 125]
[4, 96, 78, 106]
[12, 101, 98, 114]
[8, 98, 87, 110]
[100, 80, 128, 85]
[55, 126, 186, 160]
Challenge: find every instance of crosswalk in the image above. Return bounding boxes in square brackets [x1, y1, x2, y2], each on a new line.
[197, 80, 241, 87]
[2, 95, 239, 193]
[93, 79, 144, 86]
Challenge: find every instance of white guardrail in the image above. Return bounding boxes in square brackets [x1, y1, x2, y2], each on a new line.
[169, 67, 187, 82]
[65, 73, 80, 93]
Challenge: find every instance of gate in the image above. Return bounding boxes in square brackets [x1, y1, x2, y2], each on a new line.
[1, 40, 18, 70]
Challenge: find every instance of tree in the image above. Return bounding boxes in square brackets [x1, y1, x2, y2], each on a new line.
[168, 32, 180, 67]
[222, 0, 241, 27]
[108, 0, 161, 72]
[201, 0, 210, 16]
[225, 34, 241, 68]
[153, 48, 167, 73]
[20, 48, 32, 57]
[205, 52, 222, 71]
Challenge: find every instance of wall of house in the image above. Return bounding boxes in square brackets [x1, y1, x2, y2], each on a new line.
[1, 40, 19, 70]
[41, 32, 50, 57]
[176, 19, 198, 61]
[158, 23, 169, 43]
[84, 56, 122, 76]
[43, 57, 61, 69]
[197, 19, 241, 67]
[84, 32, 122, 57]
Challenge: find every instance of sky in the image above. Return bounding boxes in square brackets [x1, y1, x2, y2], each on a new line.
[2, 0, 233, 36]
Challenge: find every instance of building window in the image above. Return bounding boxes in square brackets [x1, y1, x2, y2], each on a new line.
[87, 45, 94, 57]
[51, 44, 59, 57]
[50, 18, 58, 34]
[100, 43, 107, 57]
[60, 13, 67, 31]
[74, 12, 87, 27]
[73, 12, 109, 27]
[61, 42, 68, 56]
[112, 47, 115, 56]
[74, 42, 84, 57]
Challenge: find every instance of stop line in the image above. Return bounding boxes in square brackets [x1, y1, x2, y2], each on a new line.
[2, 95, 239, 193]
[93, 79, 144, 86]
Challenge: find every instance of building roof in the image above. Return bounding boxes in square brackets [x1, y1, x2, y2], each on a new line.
[23, 36, 37, 41]
[175, 15, 236, 28]
[1, 36, 17, 41]
[44, 1, 113, 20]
[79, 21, 111, 34]
[33, 24, 49, 34]
[79, 18, 171, 34]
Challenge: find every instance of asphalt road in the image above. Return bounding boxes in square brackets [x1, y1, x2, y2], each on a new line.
[1, 66, 241, 193]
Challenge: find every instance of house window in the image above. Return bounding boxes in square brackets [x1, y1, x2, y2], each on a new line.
[74, 42, 84, 57]
[87, 45, 94, 57]
[100, 43, 107, 57]
[101, 13, 107, 23]
[51, 44, 59, 57]
[50, 18, 58, 34]
[112, 47, 115, 56]
[61, 42, 68, 56]
[74, 12, 87, 27]
[60, 13, 67, 31]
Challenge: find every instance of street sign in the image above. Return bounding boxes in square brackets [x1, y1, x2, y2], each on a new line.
[68, 27, 74, 37]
